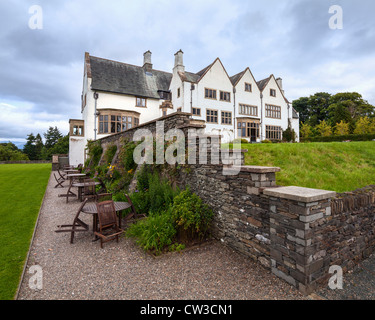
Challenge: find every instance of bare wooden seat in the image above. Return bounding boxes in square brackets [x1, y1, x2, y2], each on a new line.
[94, 200, 124, 248]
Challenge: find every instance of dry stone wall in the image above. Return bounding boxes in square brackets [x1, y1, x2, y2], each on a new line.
[96, 112, 375, 295]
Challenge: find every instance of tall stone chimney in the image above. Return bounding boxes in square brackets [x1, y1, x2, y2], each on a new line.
[143, 50, 152, 72]
[276, 77, 284, 94]
[173, 49, 185, 73]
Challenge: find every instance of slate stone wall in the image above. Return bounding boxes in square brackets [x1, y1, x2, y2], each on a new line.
[94, 112, 375, 295]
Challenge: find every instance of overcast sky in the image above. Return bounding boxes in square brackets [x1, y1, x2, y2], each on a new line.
[1, 0, 374, 147]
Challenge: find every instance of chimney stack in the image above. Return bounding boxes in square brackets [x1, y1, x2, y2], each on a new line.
[143, 50, 152, 72]
[173, 49, 185, 73]
[276, 77, 284, 94]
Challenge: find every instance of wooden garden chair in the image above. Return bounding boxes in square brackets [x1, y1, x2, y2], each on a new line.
[94, 200, 124, 248]
[54, 173, 64, 188]
[58, 179, 76, 203]
[82, 178, 98, 201]
[123, 193, 146, 225]
[57, 169, 67, 182]
[55, 199, 89, 244]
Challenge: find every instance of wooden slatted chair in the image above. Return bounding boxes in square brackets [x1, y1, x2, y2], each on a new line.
[54, 173, 64, 188]
[94, 200, 124, 248]
[55, 199, 89, 243]
[57, 169, 66, 182]
[58, 179, 76, 203]
[124, 193, 146, 220]
[82, 178, 98, 202]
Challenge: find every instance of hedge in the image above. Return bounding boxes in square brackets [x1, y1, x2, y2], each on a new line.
[301, 133, 375, 143]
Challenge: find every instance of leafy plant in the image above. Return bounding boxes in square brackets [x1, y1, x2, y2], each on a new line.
[126, 208, 176, 255]
[171, 188, 213, 241]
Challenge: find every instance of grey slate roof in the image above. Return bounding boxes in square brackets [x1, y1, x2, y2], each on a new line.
[230, 69, 246, 86]
[256, 76, 271, 92]
[89, 56, 172, 99]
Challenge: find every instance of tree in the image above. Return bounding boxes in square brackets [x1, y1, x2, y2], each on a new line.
[23, 133, 37, 160]
[44, 126, 63, 150]
[316, 120, 332, 137]
[300, 122, 313, 139]
[329, 92, 375, 120]
[34, 133, 44, 160]
[48, 134, 69, 156]
[354, 116, 371, 134]
[334, 120, 350, 136]
[0, 143, 29, 161]
[292, 96, 310, 124]
[306, 92, 332, 127]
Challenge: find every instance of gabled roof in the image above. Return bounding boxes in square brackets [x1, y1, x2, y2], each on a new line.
[89, 55, 172, 99]
[256, 75, 272, 92]
[177, 58, 232, 85]
[230, 69, 247, 86]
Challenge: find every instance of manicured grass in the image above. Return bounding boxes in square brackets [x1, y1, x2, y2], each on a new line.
[241, 141, 375, 192]
[0, 163, 51, 300]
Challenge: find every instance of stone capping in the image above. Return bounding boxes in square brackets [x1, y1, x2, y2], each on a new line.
[263, 185, 336, 203]
[231, 165, 281, 173]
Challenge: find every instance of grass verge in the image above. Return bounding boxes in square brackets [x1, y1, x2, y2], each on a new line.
[0, 163, 51, 300]
[241, 141, 375, 192]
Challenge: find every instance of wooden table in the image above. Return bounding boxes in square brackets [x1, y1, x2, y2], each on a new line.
[63, 169, 79, 174]
[66, 173, 87, 182]
[81, 202, 132, 239]
[71, 181, 101, 202]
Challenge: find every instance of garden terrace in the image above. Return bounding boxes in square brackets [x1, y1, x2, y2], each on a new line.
[92, 112, 375, 295]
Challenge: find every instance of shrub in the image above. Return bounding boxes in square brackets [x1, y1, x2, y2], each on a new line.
[171, 188, 213, 242]
[126, 208, 176, 255]
[103, 144, 117, 165]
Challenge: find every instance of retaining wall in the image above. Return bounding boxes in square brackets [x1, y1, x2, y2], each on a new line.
[95, 112, 375, 294]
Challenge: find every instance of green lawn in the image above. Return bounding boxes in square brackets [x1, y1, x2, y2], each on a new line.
[241, 141, 375, 192]
[0, 163, 51, 300]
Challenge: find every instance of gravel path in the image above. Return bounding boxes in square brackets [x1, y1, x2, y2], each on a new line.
[16, 172, 306, 300]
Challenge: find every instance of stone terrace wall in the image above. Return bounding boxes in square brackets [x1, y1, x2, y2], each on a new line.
[93, 112, 375, 295]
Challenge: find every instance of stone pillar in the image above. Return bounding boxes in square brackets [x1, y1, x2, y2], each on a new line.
[263, 186, 336, 295]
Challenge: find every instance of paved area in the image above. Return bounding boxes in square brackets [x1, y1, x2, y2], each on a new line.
[16, 173, 306, 300]
[16, 172, 375, 300]
[316, 253, 375, 300]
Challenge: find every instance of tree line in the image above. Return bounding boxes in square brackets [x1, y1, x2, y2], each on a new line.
[0, 126, 69, 161]
[292, 92, 375, 138]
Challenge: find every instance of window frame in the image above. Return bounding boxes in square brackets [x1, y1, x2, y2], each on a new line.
[206, 108, 218, 123]
[266, 125, 282, 141]
[239, 104, 258, 117]
[221, 111, 232, 125]
[237, 119, 260, 139]
[135, 97, 147, 108]
[270, 89, 276, 97]
[204, 88, 217, 100]
[265, 104, 281, 119]
[98, 110, 140, 134]
[219, 90, 231, 102]
[192, 107, 201, 116]
[244, 83, 252, 92]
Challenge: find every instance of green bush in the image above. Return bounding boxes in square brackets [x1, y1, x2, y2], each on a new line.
[130, 167, 180, 215]
[171, 188, 213, 241]
[301, 133, 375, 143]
[126, 208, 176, 255]
[103, 144, 117, 165]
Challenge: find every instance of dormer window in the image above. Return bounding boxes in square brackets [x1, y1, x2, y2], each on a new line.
[270, 89, 276, 97]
